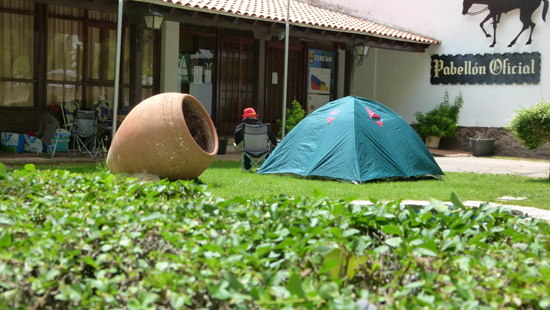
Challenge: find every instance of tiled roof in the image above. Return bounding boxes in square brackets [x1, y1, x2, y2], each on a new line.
[147, 0, 440, 44]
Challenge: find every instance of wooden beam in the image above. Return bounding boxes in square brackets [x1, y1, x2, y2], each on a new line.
[156, 6, 174, 15]
[365, 37, 428, 53]
[29, 0, 118, 12]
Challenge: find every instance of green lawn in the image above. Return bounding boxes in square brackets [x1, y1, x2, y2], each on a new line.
[12, 160, 550, 209]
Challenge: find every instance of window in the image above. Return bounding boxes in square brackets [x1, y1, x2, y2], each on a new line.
[0, 0, 158, 109]
[0, 0, 35, 107]
[121, 28, 156, 106]
[46, 16, 84, 106]
[84, 23, 117, 106]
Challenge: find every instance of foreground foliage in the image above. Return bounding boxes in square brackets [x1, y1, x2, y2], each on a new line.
[0, 164, 550, 309]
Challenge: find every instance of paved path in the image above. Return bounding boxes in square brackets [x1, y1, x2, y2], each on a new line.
[352, 200, 550, 222]
[435, 156, 549, 178]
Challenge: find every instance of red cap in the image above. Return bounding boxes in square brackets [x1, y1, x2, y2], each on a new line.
[242, 107, 258, 119]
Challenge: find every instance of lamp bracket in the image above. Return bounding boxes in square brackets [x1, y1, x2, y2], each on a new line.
[352, 42, 370, 68]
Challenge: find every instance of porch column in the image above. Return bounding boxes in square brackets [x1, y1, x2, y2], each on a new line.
[344, 50, 353, 96]
[160, 21, 180, 93]
[337, 49, 346, 99]
[129, 23, 144, 109]
[256, 39, 266, 116]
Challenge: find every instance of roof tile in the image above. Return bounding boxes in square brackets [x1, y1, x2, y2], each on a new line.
[153, 0, 439, 44]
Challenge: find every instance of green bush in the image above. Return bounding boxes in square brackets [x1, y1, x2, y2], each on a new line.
[507, 99, 550, 150]
[277, 100, 306, 137]
[1, 163, 550, 309]
[413, 90, 463, 138]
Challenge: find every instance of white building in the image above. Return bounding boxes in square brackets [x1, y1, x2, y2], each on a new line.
[328, 0, 550, 157]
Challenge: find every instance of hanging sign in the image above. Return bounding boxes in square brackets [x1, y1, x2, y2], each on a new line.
[308, 49, 335, 95]
[430, 52, 540, 85]
[178, 53, 190, 83]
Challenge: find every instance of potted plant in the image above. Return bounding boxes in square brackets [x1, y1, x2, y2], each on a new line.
[217, 136, 228, 155]
[413, 90, 463, 148]
[470, 130, 494, 157]
[277, 100, 306, 138]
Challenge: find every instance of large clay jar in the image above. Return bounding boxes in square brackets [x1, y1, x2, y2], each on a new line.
[106, 93, 218, 181]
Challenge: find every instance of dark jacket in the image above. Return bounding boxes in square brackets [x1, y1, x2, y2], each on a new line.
[37, 114, 60, 146]
[234, 118, 278, 147]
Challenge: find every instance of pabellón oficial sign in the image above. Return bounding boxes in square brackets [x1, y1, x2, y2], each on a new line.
[430, 52, 540, 85]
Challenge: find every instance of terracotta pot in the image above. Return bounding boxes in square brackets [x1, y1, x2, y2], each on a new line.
[106, 93, 218, 181]
[425, 136, 441, 148]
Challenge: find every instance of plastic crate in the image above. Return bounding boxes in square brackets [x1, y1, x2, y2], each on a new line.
[44, 133, 70, 154]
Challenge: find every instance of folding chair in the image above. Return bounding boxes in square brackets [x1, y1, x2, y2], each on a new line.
[241, 123, 272, 172]
[37, 114, 73, 159]
[93, 100, 113, 153]
[93, 100, 113, 123]
[72, 110, 103, 158]
[60, 102, 80, 132]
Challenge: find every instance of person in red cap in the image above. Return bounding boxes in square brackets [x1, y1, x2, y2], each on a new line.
[234, 107, 278, 170]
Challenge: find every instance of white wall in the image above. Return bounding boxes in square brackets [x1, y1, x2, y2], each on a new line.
[333, 0, 550, 127]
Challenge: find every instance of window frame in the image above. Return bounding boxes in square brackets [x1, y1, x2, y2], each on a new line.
[0, 5, 38, 108]
[0, 2, 160, 110]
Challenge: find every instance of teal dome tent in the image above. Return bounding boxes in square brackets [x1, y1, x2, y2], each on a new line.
[258, 96, 444, 183]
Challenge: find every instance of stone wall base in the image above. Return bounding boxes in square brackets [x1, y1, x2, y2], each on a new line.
[439, 126, 550, 160]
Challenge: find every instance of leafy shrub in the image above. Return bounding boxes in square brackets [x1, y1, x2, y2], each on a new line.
[277, 100, 306, 137]
[1, 164, 550, 309]
[507, 99, 550, 150]
[413, 90, 463, 138]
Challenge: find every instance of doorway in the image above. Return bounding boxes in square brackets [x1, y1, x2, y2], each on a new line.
[217, 37, 255, 135]
[263, 41, 306, 135]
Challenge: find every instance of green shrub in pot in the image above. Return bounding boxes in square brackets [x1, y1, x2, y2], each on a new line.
[413, 90, 463, 139]
[277, 100, 306, 137]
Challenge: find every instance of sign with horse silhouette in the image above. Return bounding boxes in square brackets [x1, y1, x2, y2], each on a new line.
[462, 0, 549, 47]
[431, 52, 541, 84]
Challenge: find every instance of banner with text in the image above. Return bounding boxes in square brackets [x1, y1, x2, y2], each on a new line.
[430, 52, 540, 85]
[308, 49, 335, 96]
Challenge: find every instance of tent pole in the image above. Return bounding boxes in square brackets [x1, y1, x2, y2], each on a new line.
[112, 0, 124, 140]
[282, 0, 290, 138]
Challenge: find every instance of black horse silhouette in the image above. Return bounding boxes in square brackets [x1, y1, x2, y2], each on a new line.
[462, 0, 549, 47]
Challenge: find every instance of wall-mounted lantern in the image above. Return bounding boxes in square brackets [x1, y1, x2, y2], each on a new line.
[139, 10, 165, 52]
[269, 28, 286, 41]
[353, 42, 370, 68]
[144, 10, 165, 30]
